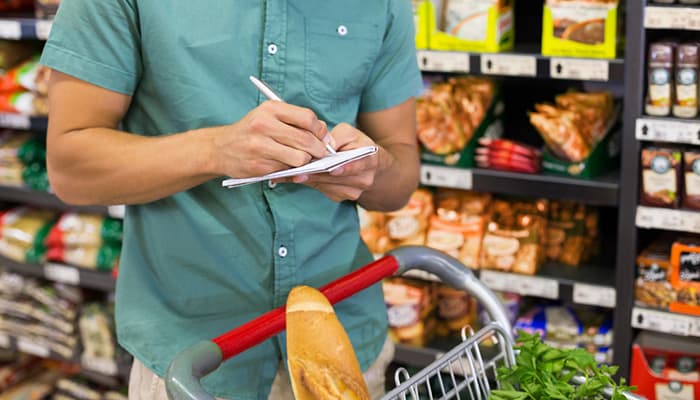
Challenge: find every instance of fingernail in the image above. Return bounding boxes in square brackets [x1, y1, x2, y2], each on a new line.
[330, 167, 344, 176]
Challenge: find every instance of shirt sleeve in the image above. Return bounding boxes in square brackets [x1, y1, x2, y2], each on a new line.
[359, 0, 423, 113]
[39, 0, 142, 95]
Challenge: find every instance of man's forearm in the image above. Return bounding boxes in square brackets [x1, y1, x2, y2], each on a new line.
[358, 143, 420, 212]
[48, 126, 220, 206]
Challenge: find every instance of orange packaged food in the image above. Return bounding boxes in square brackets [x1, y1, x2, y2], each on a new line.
[384, 189, 434, 249]
[670, 238, 700, 316]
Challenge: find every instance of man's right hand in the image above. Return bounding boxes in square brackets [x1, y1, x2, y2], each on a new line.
[211, 101, 328, 178]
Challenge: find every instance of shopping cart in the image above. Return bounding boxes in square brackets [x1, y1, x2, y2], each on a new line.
[165, 246, 645, 400]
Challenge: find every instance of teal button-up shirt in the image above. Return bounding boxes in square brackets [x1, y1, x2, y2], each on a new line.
[40, 1, 421, 398]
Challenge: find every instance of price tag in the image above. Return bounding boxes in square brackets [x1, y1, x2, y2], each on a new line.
[645, 6, 700, 30]
[417, 50, 470, 73]
[550, 58, 609, 81]
[44, 263, 80, 285]
[635, 118, 700, 145]
[108, 205, 125, 219]
[573, 283, 616, 308]
[636, 207, 700, 234]
[420, 165, 473, 190]
[632, 308, 691, 336]
[481, 54, 536, 77]
[0, 113, 30, 129]
[480, 270, 559, 299]
[82, 356, 118, 376]
[690, 316, 700, 337]
[0, 333, 10, 349]
[17, 338, 49, 357]
[0, 20, 21, 39]
[35, 20, 52, 40]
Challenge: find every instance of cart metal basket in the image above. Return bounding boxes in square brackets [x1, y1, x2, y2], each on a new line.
[165, 246, 645, 400]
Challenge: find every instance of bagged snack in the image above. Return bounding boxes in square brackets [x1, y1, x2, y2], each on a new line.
[435, 284, 477, 336]
[0, 207, 57, 263]
[514, 306, 583, 343]
[357, 206, 391, 255]
[545, 201, 586, 266]
[481, 199, 540, 275]
[640, 147, 681, 208]
[426, 189, 490, 268]
[79, 303, 117, 361]
[670, 238, 700, 316]
[45, 213, 123, 248]
[46, 243, 120, 271]
[0, 56, 40, 93]
[384, 189, 434, 249]
[383, 277, 437, 347]
[0, 90, 46, 116]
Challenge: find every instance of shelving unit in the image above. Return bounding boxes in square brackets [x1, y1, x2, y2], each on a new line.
[418, 49, 625, 82]
[631, 307, 700, 338]
[0, 254, 115, 292]
[0, 113, 47, 131]
[0, 185, 124, 218]
[0, 17, 51, 40]
[420, 165, 620, 206]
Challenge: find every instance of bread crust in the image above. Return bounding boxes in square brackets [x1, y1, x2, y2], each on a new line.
[286, 286, 370, 400]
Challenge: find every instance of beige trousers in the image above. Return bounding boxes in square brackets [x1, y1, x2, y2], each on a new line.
[128, 338, 395, 400]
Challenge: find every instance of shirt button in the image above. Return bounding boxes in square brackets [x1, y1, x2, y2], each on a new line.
[267, 180, 277, 189]
[278, 246, 288, 258]
[337, 25, 348, 36]
[267, 43, 278, 55]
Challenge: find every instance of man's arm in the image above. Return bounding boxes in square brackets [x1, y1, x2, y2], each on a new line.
[47, 71, 329, 206]
[356, 98, 419, 211]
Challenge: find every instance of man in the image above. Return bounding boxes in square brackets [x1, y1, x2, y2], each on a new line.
[40, 1, 422, 399]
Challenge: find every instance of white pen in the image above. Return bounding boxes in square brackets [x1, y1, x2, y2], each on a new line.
[249, 75, 336, 154]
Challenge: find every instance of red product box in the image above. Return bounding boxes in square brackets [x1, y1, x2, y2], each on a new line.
[631, 332, 700, 400]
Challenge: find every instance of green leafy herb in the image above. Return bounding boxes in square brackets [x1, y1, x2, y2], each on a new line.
[489, 331, 635, 400]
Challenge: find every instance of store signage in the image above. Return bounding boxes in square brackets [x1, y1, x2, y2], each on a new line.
[44, 263, 80, 285]
[645, 6, 700, 31]
[0, 20, 21, 39]
[480, 270, 559, 299]
[636, 206, 700, 234]
[636, 118, 700, 145]
[0, 113, 30, 129]
[573, 283, 616, 308]
[420, 165, 473, 190]
[631, 307, 694, 336]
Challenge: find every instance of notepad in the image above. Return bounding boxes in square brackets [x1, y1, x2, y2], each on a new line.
[222, 146, 378, 188]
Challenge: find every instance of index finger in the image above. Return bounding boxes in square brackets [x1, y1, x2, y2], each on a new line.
[270, 102, 327, 141]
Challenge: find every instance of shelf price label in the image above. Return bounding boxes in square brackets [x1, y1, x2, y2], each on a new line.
[636, 118, 700, 145]
[481, 54, 537, 77]
[0, 20, 21, 39]
[35, 20, 52, 40]
[0, 113, 30, 129]
[82, 356, 118, 376]
[636, 206, 700, 234]
[550, 58, 609, 81]
[44, 263, 80, 285]
[108, 205, 125, 219]
[645, 6, 700, 30]
[417, 50, 470, 73]
[632, 307, 694, 336]
[573, 283, 616, 308]
[0, 333, 9, 349]
[17, 337, 49, 358]
[420, 165, 473, 190]
[480, 270, 559, 299]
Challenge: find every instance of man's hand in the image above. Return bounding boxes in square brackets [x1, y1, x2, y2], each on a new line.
[280, 123, 380, 203]
[212, 100, 329, 179]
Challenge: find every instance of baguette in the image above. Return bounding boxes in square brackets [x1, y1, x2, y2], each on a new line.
[286, 286, 370, 400]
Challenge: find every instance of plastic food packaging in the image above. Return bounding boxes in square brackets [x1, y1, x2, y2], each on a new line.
[383, 277, 437, 347]
[640, 147, 682, 208]
[0, 207, 57, 264]
[383, 189, 434, 249]
[0, 56, 41, 93]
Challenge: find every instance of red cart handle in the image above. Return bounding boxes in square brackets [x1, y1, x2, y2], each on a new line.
[212, 254, 399, 360]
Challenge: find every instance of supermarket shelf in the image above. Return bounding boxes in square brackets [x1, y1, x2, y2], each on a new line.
[644, 5, 700, 31]
[636, 117, 700, 145]
[636, 206, 700, 234]
[417, 49, 624, 82]
[0, 185, 125, 218]
[0, 113, 48, 131]
[631, 307, 700, 337]
[420, 164, 620, 206]
[403, 262, 616, 308]
[0, 17, 51, 40]
[0, 254, 115, 291]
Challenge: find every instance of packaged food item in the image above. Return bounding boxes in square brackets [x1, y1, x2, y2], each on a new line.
[646, 42, 675, 117]
[474, 138, 541, 174]
[513, 306, 583, 342]
[0, 207, 57, 263]
[55, 378, 102, 400]
[0, 56, 40, 93]
[383, 278, 437, 346]
[673, 44, 699, 118]
[684, 150, 700, 210]
[636, 236, 676, 309]
[357, 207, 391, 255]
[79, 303, 117, 362]
[384, 189, 434, 249]
[529, 91, 615, 163]
[423, 0, 514, 52]
[426, 189, 490, 268]
[435, 285, 477, 336]
[480, 199, 540, 275]
[45, 213, 123, 248]
[541, 0, 620, 59]
[546, 201, 586, 266]
[34, 0, 60, 19]
[0, 90, 47, 116]
[670, 238, 700, 316]
[640, 147, 682, 208]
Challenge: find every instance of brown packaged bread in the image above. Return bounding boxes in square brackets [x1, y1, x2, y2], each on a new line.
[286, 286, 370, 400]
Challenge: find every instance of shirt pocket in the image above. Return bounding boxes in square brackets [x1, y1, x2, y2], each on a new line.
[305, 17, 382, 103]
